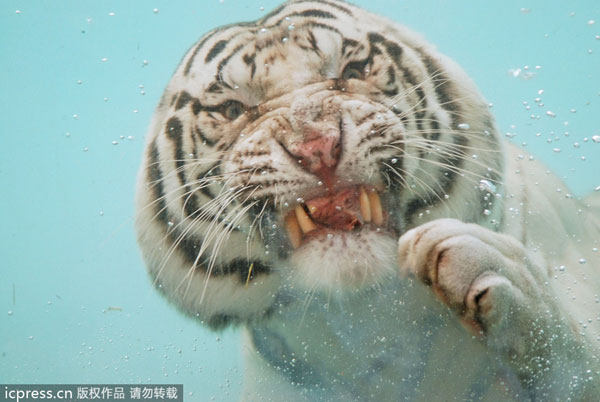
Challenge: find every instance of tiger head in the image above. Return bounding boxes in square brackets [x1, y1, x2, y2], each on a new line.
[135, 0, 503, 329]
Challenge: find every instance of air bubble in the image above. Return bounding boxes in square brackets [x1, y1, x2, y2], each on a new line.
[391, 158, 398, 164]
[112, 140, 118, 145]
[592, 135, 600, 143]
[579, 258, 587, 264]
[479, 179, 497, 194]
[457, 123, 470, 130]
[153, 8, 159, 13]
[552, 148, 561, 153]
[483, 209, 491, 216]
[546, 111, 556, 117]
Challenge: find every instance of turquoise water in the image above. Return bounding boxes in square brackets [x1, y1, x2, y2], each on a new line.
[1, 0, 598, 401]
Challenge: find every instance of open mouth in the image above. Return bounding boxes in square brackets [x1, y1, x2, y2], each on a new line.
[284, 186, 386, 249]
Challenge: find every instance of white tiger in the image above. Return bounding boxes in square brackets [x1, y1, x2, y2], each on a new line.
[135, 1, 600, 400]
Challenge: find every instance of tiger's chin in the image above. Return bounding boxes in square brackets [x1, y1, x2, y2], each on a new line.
[289, 229, 398, 292]
[282, 186, 398, 292]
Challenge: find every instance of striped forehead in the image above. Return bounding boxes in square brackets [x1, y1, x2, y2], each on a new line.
[174, 0, 378, 101]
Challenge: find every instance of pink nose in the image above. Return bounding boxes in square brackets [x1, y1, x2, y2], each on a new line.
[289, 131, 341, 174]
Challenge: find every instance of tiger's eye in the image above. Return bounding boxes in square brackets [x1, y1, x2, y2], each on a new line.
[341, 66, 364, 80]
[223, 100, 245, 120]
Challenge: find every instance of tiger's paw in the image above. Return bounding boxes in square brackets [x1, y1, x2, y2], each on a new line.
[397, 219, 561, 353]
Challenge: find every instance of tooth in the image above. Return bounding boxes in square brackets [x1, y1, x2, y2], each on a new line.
[368, 191, 384, 226]
[359, 187, 372, 222]
[285, 213, 302, 249]
[295, 205, 317, 234]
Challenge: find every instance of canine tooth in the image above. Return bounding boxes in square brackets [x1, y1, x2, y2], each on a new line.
[359, 187, 372, 222]
[368, 191, 384, 226]
[285, 213, 302, 249]
[295, 205, 317, 233]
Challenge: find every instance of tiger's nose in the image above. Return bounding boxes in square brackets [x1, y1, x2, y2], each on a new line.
[288, 127, 341, 174]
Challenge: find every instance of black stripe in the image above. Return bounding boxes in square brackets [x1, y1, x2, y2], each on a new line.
[243, 53, 257, 79]
[220, 259, 271, 283]
[184, 29, 221, 75]
[417, 49, 460, 127]
[342, 38, 359, 55]
[216, 44, 245, 81]
[301, 0, 353, 16]
[207, 313, 240, 330]
[205, 39, 228, 63]
[194, 125, 216, 147]
[165, 117, 186, 186]
[297, 21, 342, 36]
[147, 138, 168, 224]
[272, 8, 337, 27]
[307, 30, 320, 54]
[295, 8, 337, 19]
[174, 91, 193, 111]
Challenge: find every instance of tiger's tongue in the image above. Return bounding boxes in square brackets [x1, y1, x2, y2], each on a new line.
[306, 188, 362, 231]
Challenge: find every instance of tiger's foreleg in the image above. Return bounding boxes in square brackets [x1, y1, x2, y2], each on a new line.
[397, 218, 599, 400]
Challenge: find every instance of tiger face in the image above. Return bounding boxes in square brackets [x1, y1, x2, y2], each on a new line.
[136, 0, 503, 329]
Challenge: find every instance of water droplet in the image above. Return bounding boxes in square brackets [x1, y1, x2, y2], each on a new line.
[15, 10, 21, 14]
[260, 28, 267, 33]
[579, 258, 587, 264]
[483, 209, 491, 216]
[296, 197, 305, 204]
[552, 148, 561, 153]
[29, 336, 34, 340]
[546, 110, 556, 117]
[99, 211, 104, 216]
[167, 221, 174, 227]
[7, 310, 13, 316]
[592, 135, 600, 143]
[108, 12, 115, 16]
[112, 140, 118, 145]
[153, 8, 159, 13]
[457, 123, 470, 130]
[327, 233, 333, 239]
[317, 181, 323, 186]
[587, 19, 596, 25]
[83, 147, 89, 152]
[559, 265, 566, 272]
[288, 24, 295, 31]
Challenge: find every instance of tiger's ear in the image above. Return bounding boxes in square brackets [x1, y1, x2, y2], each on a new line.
[135, 138, 283, 330]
